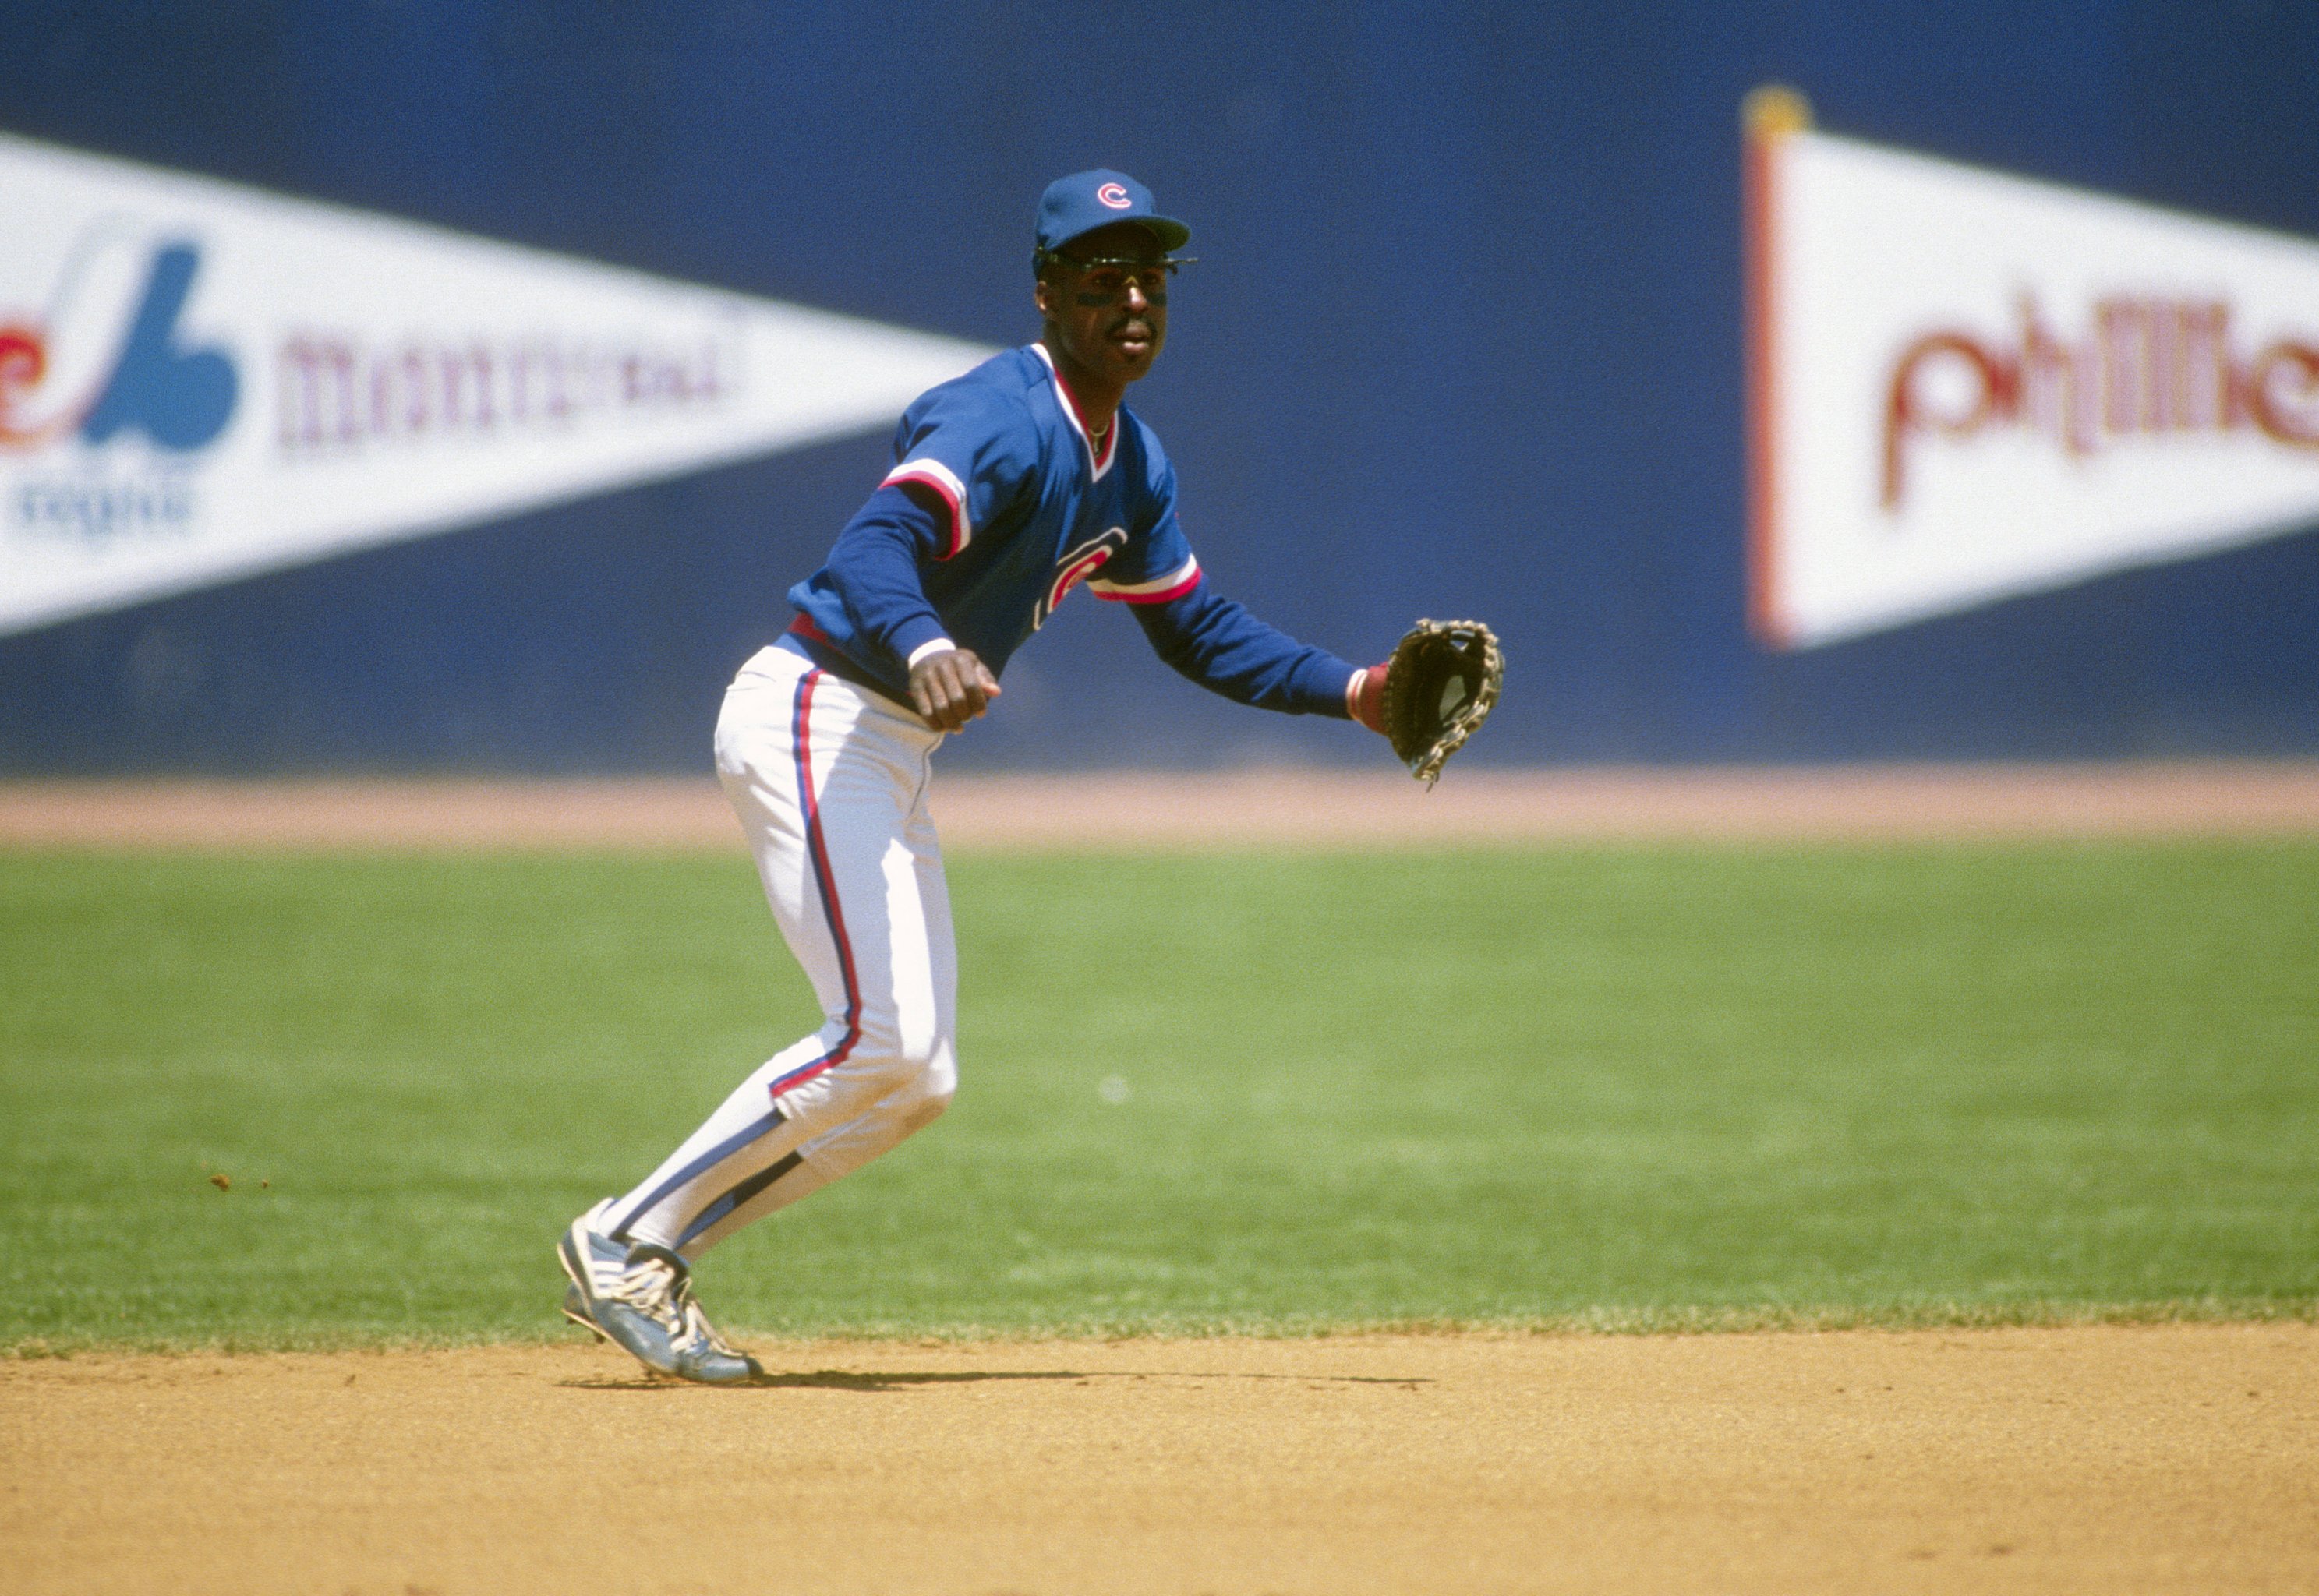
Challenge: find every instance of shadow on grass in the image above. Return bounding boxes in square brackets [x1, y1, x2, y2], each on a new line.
[560, 1368, 1435, 1393]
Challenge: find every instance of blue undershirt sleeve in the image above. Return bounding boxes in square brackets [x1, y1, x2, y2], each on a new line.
[1128, 580, 1359, 717]
[819, 482, 954, 666]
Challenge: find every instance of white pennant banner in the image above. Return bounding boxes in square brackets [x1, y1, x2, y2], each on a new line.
[0, 134, 991, 636]
[1744, 92, 2319, 648]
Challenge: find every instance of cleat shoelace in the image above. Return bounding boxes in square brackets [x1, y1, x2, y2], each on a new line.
[598, 1245, 744, 1361]
[673, 1287, 745, 1359]
[599, 1252, 686, 1333]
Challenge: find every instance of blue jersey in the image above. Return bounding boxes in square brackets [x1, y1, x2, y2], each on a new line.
[784, 344, 1357, 719]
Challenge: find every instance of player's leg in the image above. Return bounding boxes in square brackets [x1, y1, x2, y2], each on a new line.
[560, 651, 953, 1379]
[599, 651, 954, 1255]
[666, 770, 958, 1253]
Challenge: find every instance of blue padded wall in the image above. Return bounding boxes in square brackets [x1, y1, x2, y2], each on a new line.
[2, 2, 2314, 770]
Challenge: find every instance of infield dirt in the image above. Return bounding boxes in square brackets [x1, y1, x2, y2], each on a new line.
[7, 1324, 2316, 1595]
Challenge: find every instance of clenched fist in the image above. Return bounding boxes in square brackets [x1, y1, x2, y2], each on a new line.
[908, 647, 1002, 733]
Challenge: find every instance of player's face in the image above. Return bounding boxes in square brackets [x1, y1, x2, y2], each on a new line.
[1037, 222, 1171, 387]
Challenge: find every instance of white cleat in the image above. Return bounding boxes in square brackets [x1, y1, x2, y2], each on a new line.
[556, 1199, 762, 1385]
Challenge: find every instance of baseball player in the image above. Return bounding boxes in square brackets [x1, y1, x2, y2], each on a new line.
[558, 171, 1404, 1382]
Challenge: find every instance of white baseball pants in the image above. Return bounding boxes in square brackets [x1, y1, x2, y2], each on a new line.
[603, 644, 957, 1257]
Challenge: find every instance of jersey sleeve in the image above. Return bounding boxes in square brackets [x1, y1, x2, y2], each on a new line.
[1129, 581, 1361, 717]
[1085, 426, 1201, 603]
[792, 484, 956, 669]
[879, 380, 1041, 560]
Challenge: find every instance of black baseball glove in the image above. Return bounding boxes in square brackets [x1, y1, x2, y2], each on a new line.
[1371, 618, 1503, 786]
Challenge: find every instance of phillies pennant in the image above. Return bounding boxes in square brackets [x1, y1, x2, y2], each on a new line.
[1744, 89, 2319, 649]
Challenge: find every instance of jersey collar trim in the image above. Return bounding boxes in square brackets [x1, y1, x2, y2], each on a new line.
[1028, 342, 1118, 481]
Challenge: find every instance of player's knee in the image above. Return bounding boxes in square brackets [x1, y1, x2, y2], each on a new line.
[913, 1043, 957, 1121]
[850, 1018, 953, 1100]
[878, 1033, 956, 1129]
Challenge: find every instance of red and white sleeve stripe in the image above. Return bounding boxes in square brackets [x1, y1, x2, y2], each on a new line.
[881, 457, 971, 559]
[1088, 555, 1200, 604]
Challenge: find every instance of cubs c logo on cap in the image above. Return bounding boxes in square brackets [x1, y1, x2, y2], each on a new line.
[1034, 170, 1189, 255]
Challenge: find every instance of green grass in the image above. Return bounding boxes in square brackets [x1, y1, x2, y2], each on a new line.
[2, 842, 2315, 1351]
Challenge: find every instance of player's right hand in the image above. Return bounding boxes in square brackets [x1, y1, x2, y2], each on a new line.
[909, 648, 1002, 733]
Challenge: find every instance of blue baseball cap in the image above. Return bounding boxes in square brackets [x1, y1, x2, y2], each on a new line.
[1034, 169, 1191, 260]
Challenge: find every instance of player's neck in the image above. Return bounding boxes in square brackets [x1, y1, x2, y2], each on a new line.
[1037, 337, 1123, 445]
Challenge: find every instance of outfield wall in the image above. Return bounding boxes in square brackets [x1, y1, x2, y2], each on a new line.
[2, 3, 2317, 772]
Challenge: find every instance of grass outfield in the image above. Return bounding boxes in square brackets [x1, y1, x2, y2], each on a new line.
[2, 842, 2314, 1351]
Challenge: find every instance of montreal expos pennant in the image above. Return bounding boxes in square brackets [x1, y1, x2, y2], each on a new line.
[1745, 89, 2319, 649]
[0, 133, 992, 637]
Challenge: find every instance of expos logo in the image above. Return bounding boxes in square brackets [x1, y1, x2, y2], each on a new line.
[1094, 182, 1133, 210]
[1033, 525, 1129, 628]
[0, 236, 239, 455]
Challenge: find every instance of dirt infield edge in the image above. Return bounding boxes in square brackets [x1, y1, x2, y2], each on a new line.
[2, 761, 2317, 849]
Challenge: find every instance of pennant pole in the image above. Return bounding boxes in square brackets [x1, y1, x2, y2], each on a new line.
[1743, 85, 1810, 649]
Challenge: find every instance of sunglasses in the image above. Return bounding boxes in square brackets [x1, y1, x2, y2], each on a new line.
[1036, 252, 1197, 299]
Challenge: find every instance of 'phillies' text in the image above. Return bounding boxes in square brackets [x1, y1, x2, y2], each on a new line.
[1881, 296, 2319, 508]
